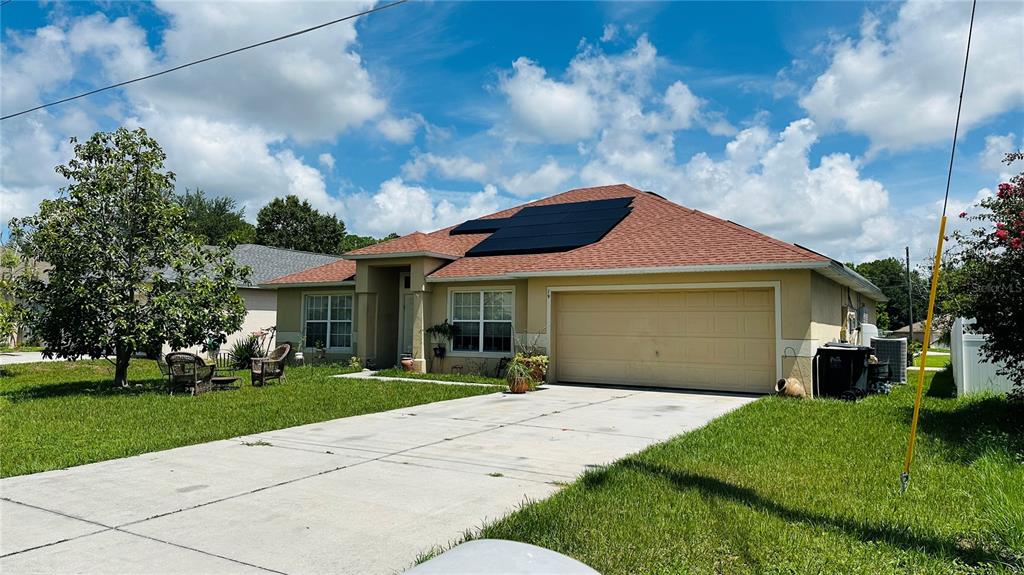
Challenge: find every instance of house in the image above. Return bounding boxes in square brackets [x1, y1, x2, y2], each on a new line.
[163, 244, 340, 355]
[890, 319, 947, 347]
[263, 185, 885, 394]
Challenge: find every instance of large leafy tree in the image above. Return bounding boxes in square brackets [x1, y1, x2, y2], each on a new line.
[255, 195, 348, 254]
[176, 188, 255, 246]
[850, 258, 928, 330]
[948, 153, 1024, 390]
[9, 128, 249, 387]
[254, 195, 397, 254]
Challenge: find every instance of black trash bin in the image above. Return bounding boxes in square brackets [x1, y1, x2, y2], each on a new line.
[813, 343, 873, 399]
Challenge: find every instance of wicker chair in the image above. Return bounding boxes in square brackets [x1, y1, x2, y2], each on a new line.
[165, 352, 215, 396]
[251, 343, 291, 387]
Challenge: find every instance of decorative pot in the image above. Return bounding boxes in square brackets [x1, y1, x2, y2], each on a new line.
[433, 345, 446, 359]
[400, 354, 415, 371]
[508, 377, 530, 394]
[775, 377, 806, 398]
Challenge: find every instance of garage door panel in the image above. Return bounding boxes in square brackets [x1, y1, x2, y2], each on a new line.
[555, 288, 776, 393]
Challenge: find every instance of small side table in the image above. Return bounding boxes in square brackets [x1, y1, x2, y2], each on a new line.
[211, 376, 241, 391]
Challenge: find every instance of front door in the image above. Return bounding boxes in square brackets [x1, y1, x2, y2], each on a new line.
[398, 273, 414, 358]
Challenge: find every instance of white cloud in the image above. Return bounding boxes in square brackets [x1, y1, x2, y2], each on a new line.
[130, 1, 387, 144]
[377, 115, 420, 144]
[981, 132, 1019, 181]
[344, 178, 501, 236]
[501, 159, 574, 197]
[318, 153, 335, 171]
[499, 57, 600, 143]
[402, 153, 489, 182]
[600, 24, 618, 43]
[124, 113, 340, 218]
[579, 117, 892, 259]
[801, 0, 1024, 151]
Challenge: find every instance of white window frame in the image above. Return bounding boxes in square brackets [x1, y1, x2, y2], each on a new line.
[303, 293, 354, 352]
[448, 287, 515, 357]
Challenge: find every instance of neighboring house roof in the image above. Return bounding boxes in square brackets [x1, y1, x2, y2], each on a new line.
[892, 318, 949, 334]
[231, 244, 341, 287]
[266, 184, 886, 300]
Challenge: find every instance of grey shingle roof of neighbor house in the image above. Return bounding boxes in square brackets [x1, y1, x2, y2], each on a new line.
[230, 244, 341, 287]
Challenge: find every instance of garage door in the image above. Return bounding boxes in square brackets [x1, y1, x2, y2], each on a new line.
[555, 288, 776, 393]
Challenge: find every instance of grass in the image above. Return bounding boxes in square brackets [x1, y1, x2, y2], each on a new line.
[915, 353, 952, 368]
[0, 345, 45, 353]
[373, 368, 507, 387]
[457, 370, 1024, 574]
[0, 359, 500, 478]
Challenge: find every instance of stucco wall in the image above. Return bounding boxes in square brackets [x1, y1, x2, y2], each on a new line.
[163, 288, 277, 357]
[274, 285, 356, 361]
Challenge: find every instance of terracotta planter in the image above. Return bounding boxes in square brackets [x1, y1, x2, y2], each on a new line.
[508, 377, 530, 394]
[400, 354, 415, 371]
[775, 377, 806, 398]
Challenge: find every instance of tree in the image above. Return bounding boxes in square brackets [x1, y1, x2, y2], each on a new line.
[948, 153, 1024, 391]
[254, 196, 397, 255]
[255, 195, 348, 254]
[8, 128, 249, 387]
[0, 247, 23, 348]
[176, 188, 255, 246]
[850, 258, 928, 330]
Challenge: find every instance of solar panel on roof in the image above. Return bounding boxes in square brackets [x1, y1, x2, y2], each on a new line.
[454, 197, 633, 257]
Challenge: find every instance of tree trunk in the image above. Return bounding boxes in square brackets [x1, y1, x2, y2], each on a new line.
[114, 344, 133, 387]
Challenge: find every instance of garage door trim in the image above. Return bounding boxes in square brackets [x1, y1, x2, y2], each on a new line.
[546, 281, 783, 383]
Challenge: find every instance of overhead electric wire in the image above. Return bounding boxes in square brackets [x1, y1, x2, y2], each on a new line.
[901, 0, 977, 494]
[1, 0, 408, 121]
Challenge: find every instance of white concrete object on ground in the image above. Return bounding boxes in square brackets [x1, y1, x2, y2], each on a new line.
[406, 539, 600, 574]
[1, 385, 754, 574]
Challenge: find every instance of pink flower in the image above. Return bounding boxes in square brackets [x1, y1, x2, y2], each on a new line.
[1012, 238, 1023, 250]
[999, 182, 1012, 192]
[996, 222, 1006, 229]
[995, 229, 1009, 240]
[959, 211, 968, 218]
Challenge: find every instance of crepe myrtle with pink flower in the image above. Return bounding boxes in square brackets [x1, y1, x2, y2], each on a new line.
[948, 151, 1024, 393]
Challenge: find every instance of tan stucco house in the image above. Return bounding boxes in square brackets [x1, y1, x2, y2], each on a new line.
[263, 185, 885, 395]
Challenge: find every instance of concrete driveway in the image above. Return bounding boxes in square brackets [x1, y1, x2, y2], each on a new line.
[1, 384, 755, 574]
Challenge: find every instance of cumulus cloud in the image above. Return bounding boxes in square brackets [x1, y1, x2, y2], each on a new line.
[377, 116, 420, 144]
[496, 35, 729, 146]
[981, 132, 1019, 181]
[579, 117, 892, 258]
[801, 0, 1024, 151]
[401, 153, 489, 182]
[318, 153, 336, 171]
[344, 178, 501, 236]
[501, 159, 574, 197]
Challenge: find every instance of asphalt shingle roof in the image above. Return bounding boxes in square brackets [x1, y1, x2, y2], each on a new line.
[268, 184, 831, 285]
[230, 244, 341, 286]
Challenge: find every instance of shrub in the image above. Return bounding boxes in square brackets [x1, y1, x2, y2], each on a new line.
[228, 335, 262, 369]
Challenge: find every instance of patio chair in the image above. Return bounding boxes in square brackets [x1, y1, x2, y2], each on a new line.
[156, 355, 172, 385]
[165, 352, 215, 396]
[251, 343, 291, 387]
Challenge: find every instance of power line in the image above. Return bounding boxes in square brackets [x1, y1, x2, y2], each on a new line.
[1, 0, 408, 121]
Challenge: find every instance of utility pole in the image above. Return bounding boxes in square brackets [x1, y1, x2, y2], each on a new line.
[906, 246, 914, 365]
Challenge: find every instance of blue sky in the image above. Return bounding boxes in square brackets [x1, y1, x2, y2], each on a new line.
[2, 0, 1022, 263]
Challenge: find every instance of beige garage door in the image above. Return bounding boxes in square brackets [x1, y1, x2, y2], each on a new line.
[555, 288, 776, 393]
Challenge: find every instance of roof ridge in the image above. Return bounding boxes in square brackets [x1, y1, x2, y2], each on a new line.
[235, 243, 342, 259]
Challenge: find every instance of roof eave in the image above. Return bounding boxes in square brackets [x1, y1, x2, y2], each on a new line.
[426, 261, 830, 282]
[260, 280, 356, 289]
[815, 261, 889, 302]
[344, 251, 459, 261]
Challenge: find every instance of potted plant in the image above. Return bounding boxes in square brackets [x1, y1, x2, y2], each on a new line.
[314, 340, 327, 361]
[504, 355, 532, 394]
[519, 353, 548, 383]
[425, 320, 458, 359]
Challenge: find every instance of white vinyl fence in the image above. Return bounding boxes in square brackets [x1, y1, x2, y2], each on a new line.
[950, 317, 1014, 396]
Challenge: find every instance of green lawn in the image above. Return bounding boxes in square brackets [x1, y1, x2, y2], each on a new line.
[0, 359, 500, 478]
[915, 352, 952, 368]
[471, 371, 1024, 574]
[374, 368, 507, 387]
[0, 346, 45, 353]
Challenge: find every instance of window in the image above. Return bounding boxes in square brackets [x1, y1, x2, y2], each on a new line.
[304, 294, 353, 349]
[451, 290, 513, 353]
